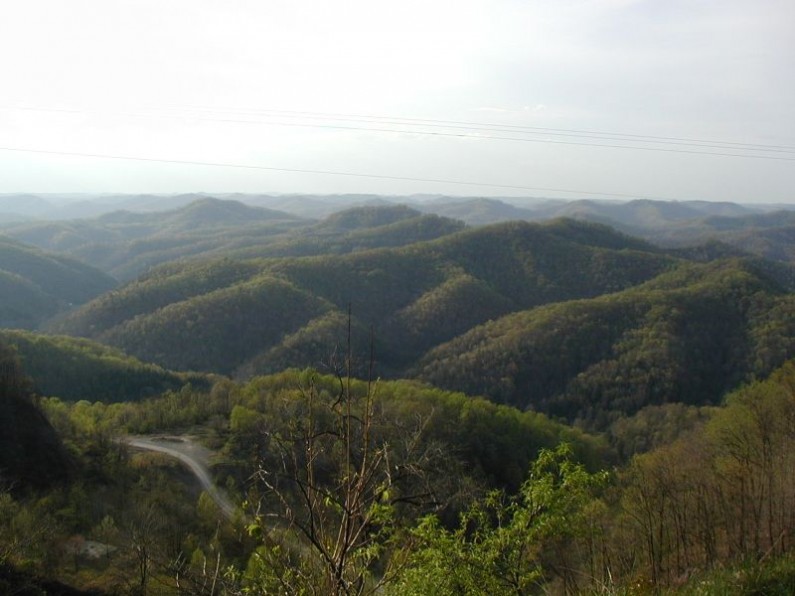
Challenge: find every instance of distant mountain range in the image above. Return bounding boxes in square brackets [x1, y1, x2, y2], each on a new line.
[2, 194, 793, 268]
[0, 196, 792, 430]
[48, 219, 674, 378]
[0, 200, 462, 280]
[35, 213, 791, 429]
[1, 191, 791, 221]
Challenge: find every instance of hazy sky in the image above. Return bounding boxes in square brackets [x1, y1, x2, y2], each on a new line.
[1, 0, 793, 202]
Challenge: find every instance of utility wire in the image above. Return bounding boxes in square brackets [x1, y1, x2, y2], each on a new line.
[4, 105, 794, 159]
[174, 105, 795, 152]
[0, 146, 676, 200]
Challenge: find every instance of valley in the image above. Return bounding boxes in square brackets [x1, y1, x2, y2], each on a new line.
[0, 194, 794, 594]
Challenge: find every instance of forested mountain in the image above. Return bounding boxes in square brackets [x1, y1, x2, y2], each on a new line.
[536, 198, 755, 229]
[38, 215, 789, 430]
[224, 206, 465, 261]
[0, 200, 464, 280]
[2, 194, 795, 593]
[0, 198, 308, 280]
[0, 330, 208, 402]
[415, 197, 543, 225]
[0, 236, 115, 328]
[416, 197, 795, 263]
[416, 258, 795, 427]
[50, 219, 675, 378]
[642, 209, 795, 262]
[4, 196, 794, 282]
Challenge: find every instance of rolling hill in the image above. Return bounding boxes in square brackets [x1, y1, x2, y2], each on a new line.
[50, 219, 676, 377]
[0, 330, 209, 402]
[1, 198, 308, 280]
[414, 258, 795, 428]
[0, 200, 464, 280]
[0, 236, 116, 328]
[17, 202, 793, 432]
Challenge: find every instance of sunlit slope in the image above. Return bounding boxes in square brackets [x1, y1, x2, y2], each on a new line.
[415, 258, 795, 427]
[51, 219, 675, 375]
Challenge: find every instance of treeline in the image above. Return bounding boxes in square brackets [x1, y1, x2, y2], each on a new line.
[227, 360, 795, 594]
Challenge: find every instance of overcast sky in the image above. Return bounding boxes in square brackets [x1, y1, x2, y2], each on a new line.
[0, 0, 793, 202]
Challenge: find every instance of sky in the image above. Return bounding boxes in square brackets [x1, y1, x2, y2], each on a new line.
[0, 0, 793, 203]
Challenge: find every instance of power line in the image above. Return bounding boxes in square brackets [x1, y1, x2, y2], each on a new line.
[175, 105, 795, 153]
[205, 120, 795, 161]
[4, 105, 794, 160]
[0, 145, 677, 200]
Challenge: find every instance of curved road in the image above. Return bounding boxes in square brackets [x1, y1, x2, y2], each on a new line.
[121, 436, 238, 521]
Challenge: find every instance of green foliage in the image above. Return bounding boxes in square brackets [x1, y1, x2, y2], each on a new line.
[241, 371, 420, 594]
[643, 209, 795, 264]
[0, 235, 114, 328]
[49, 258, 261, 337]
[0, 329, 207, 402]
[235, 211, 465, 261]
[52, 219, 675, 378]
[390, 444, 607, 595]
[0, 236, 115, 304]
[231, 367, 606, 595]
[418, 258, 795, 427]
[228, 371, 608, 491]
[101, 275, 332, 374]
[608, 403, 715, 460]
[318, 204, 424, 231]
[0, 269, 58, 329]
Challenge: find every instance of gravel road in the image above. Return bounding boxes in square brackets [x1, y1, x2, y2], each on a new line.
[121, 435, 237, 520]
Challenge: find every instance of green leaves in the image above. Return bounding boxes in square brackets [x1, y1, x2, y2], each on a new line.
[391, 444, 606, 595]
[418, 258, 795, 428]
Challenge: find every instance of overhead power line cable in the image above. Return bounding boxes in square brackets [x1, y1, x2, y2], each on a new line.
[3, 105, 794, 159]
[0, 145, 677, 200]
[174, 105, 795, 152]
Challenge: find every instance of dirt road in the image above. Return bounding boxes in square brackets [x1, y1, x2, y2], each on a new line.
[121, 435, 237, 520]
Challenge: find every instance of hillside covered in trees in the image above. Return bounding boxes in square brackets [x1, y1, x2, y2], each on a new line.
[416, 257, 795, 426]
[50, 218, 676, 379]
[43, 210, 794, 430]
[0, 330, 211, 402]
[0, 236, 115, 328]
[4, 348, 795, 594]
[0, 200, 465, 281]
[1, 197, 795, 594]
[0, 343, 72, 491]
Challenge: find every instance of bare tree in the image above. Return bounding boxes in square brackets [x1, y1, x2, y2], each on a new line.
[245, 322, 448, 595]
